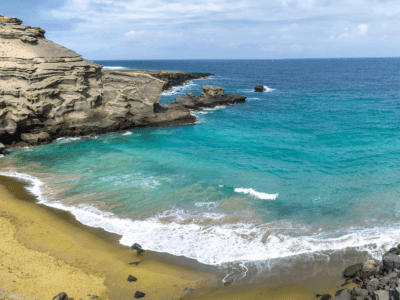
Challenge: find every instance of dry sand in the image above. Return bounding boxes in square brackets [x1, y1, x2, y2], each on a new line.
[0, 176, 355, 299]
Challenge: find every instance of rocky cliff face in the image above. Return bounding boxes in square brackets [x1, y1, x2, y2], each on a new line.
[0, 15, 245, 151]
[0, 15, 195, 148]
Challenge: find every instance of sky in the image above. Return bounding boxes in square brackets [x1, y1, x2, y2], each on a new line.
[2, 0, 400, 60]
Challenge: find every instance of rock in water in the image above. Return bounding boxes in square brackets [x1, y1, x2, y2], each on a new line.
[0, 142, 5, 153]
[254, 85, 265, 92]
[131, 243, 145, 254]
[175, 86, 246, 110]
[52, 292, 68, 300]
[128, 275, 137, 282]
[134, 291, 146, 298]
[0, 15, 196, 148]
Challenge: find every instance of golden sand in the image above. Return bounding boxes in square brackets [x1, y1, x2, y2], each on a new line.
[0, 176, 354, 299]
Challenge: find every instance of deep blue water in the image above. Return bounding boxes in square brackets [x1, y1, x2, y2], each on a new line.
[2, 58, 400, 272]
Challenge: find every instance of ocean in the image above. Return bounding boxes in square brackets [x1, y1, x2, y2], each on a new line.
[2, 58, 400, 284]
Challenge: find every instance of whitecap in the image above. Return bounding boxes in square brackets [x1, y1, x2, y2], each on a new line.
[263, 86, 275, 93]
[2, 171, 400, 269]
[234, 188, 278, 200]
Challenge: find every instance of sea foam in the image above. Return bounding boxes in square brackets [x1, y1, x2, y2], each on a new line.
[1, 171, 399, 268]
[234, 188, 278, 200]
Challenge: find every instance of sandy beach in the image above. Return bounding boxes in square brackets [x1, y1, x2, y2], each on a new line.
[0, 175, 357, 300]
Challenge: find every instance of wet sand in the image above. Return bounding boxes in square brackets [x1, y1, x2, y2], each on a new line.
[0, 175, 356, 299]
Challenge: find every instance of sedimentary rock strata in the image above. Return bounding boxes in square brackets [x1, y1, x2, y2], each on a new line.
[0, 15, 197, 148]
[0, 15, 245, 150]
[124, 70, 214, 91]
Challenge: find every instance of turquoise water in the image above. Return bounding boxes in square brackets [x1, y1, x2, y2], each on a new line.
[2, 58, 400, 277]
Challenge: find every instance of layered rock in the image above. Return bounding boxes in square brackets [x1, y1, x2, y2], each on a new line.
[174, 86, 246, 110]
[124, 70, 214, 91]
[0, 15, 196, 148]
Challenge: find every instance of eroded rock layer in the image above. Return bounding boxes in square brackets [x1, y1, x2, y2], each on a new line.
[0, 15, 196, 148]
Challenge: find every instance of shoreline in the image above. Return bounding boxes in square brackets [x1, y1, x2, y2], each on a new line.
[0, 174, 357, 299]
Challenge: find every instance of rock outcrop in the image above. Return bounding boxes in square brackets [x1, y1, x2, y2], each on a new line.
[174, 86, 246, 110]
[254, 85, 265, 92]
[0, 15, 196, 148]
[126, 70, 214, 91]
[0, 15, 245, 149]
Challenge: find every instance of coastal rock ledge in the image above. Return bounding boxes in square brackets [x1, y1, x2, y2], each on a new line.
[0, 15, 245, 149]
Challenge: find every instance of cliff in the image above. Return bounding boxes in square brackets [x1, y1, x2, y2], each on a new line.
[0, 15, 196, 148]
[0, 15, 245, 150]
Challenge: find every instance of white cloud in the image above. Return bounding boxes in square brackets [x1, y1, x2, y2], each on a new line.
[25, 0, 400, 59]
[124, 30, 145, 40]
[356, 24, 368, 35]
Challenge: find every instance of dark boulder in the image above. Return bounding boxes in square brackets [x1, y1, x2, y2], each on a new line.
[383, 253, 400, 272]
[388, 248, 400, 255]
[344, 263, 362, 278]
[128, 275, 137, 282]
[135, 291, 146, 298]
[319, 294, 332, 300]
[254, 85, 265, 92]
[52, 292, 68, 300]
[129, 262, 140, 265]
[131, 243, 145, 254]
[333, 288, 351, 300]
[344, 260, 380, 280]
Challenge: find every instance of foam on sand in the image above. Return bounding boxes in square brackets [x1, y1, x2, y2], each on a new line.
[1, 171, 399, 271]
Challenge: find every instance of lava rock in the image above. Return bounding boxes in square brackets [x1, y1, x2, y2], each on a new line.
[366, 278, 380, 294]
[374, 290, 389, 300]
[383, 253, 400, 272]
[333, 288, 351, 300]
[52, 292, 68, 300]
[344, 263, 362, 278]
[134, 291, 145, 298]
[131, 243, 145, 254]
[128, 275, 137, 282]
[352, 287, 368, 298]
[254, 85, 265, 92]
[388, 248, 400, 255]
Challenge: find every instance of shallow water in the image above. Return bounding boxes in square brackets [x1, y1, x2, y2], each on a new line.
[2, 58, 400, 282]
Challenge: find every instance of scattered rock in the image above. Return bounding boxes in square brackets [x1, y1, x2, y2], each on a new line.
[352, 287, 368, 298]
[134, 291, 145, 298]
[333, 288, 351, 300]
[366, 278, 380, 295]
[129, 262, 140, 265]
[344, 260, 380, 280]
[128, 275, 137, 282]
[52, 292, 68, 300]
[254, 85, 265, 92]
[131, 243, 145, 254]
[319, 294, 332, 300]
[374, 290, 389, 300]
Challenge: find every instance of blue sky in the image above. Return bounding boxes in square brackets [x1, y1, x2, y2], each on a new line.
[2, 0, 400, 59]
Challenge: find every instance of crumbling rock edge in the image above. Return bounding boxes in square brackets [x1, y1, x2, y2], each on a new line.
[0, 16, 246, 152]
